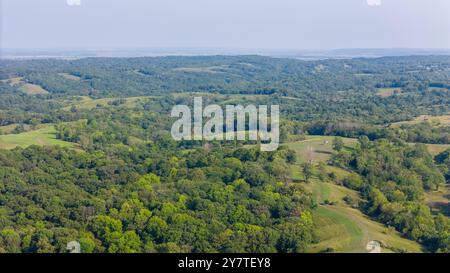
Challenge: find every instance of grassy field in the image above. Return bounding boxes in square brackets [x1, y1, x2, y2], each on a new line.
[285, 136, 357, 164]
[173, 65, 228, 74]
[376, 88, 402, 97]
[0, 123, 50, 135]
[62, 96, 154, 110]
[425, 185, 450, 217]
[391, 114, 450, 127]
[0, 77, 24, 86]
[0, 124, 22, 134]
[19, 83, 49, 95]
[58, 73, 81, 81]
[0, 125, 76, 150]
[424, 143, 450, 156]
[285, 134, 448, 161]
[170, 92, 269, 102]
[0, 77, 48, 95]
[305, 180, 423, 253]
[172, 64, 259, 74]
[310, 206, 364, 252]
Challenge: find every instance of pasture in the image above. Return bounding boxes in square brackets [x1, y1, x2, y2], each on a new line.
[285, 136, 357, 164]
[0, 125, 76, 150]
[19, 83, 49, 95]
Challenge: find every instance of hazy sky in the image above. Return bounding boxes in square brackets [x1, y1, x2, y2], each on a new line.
[1, 0, 449, 50]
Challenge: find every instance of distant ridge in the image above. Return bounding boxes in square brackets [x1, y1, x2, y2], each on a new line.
[1, 48, 450, 60]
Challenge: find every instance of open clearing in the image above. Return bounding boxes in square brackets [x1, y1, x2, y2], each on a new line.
[0, 77, 48, 95]
[173, 64, 255, 74]
[19, 83, 49, 95]
[173, 65, 228, 74]
[424, 143, 450, 156]
[0, 77, 24, 86]
[0, 124, 23, 134]
[170, 92, 269, 102]
[0, 123, 48, 135]
[0, 125, 76, 150]
[58, 73, 82, 81]
[376, 88, 402, 97]
[391, 114, 450, 127]
[286, 136, 357, 164]
[425, 185, 450, 217]
[62, 96, 154, 110]
[286, 135, 449, 160]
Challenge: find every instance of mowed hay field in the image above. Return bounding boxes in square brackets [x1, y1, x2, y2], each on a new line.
[0, 125, 76, 150]
[286, 136, 422, 253]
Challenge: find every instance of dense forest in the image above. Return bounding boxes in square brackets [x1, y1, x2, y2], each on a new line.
[0, 55, 449, 253]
